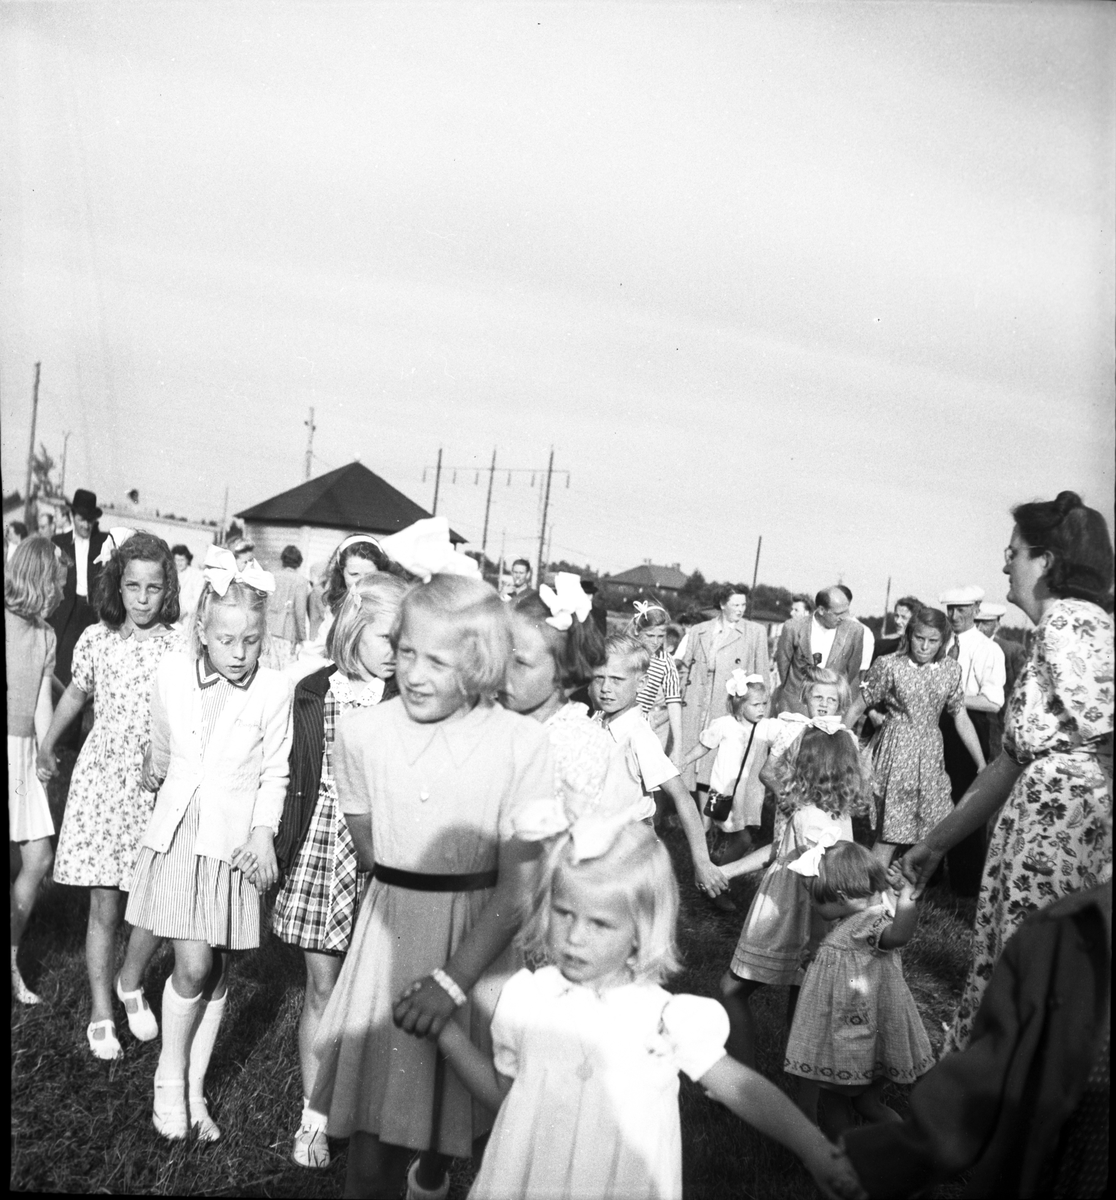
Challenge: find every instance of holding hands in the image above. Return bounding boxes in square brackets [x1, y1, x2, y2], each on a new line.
[231, 826, 278, 892]
[806, 1143, 867, 1200]
[139, 743, 164, 792]
[35, 744, 58, 783]
[393, 970, 462, 1039]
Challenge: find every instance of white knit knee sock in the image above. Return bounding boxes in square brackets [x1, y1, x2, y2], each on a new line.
[187, 990, 227, 1101]
[157, 979, 202, 1081]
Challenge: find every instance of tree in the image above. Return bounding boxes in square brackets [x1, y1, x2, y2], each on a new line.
[30, 444, 61, 499]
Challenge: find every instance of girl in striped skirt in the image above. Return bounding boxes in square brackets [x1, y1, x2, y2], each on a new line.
[124, 548, 293, 1141]
[271, 572, 408, 1169]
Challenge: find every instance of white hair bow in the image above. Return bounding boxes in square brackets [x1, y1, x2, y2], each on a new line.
[726, 670, 764, 697]
[379, 517, 479, 584]
[539, 572, 592, 630]
[778, 712, 844, 735]
[633, 599, 667, 619]
[513, 796, 641, 863]
[94, 527, 136, 565]
[788, 829, 843, 878]
[203, 545, 275, 595]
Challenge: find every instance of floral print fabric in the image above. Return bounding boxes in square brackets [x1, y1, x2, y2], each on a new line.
[946, 598, 1113, 1051]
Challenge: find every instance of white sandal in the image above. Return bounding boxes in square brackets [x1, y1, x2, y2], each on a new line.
[153, 1077, 189, 1140]
[189, 1091, 221, 1143]
[86, 1019, 123, 1061]
[406, 1159, 450, 1200]
[292, 1120, 330, 1168]
[115, 974, 159, 1041]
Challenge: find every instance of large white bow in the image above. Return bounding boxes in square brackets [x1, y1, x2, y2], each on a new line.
[513, 796, 641, 864]
[778, 712, 844, 735]
[539, 572, 592, 630]
[203, 545, 275, 595]
[787, 829, 844, 878]
[726, 670, 765, 697]
[633, 599, 667, 620]
[379, 517, 479, 584]
[94, 527, 136, 565]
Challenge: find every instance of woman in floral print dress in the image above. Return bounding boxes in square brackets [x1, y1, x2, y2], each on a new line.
[901, 492, 1113, 1052]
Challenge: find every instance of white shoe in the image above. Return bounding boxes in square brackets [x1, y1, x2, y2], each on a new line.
[86, 1019, 123, 1061]
[153, 1077, 188, 1141]
[115, 974, 159, 1041]
[12, 973, 41, 1006]
[292, 1121, 330, 1168]
[189, 1092, 221, 1143]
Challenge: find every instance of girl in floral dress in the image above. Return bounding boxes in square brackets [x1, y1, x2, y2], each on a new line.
[38, 531, 181, 1059]
[844, 606, 985, 866]
[271, 572, 408, 1169]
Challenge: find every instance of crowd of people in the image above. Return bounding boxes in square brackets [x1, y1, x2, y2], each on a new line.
[6, 485, 1112, 1199]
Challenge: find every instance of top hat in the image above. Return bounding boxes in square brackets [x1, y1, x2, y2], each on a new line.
[70, 489, 102, 521]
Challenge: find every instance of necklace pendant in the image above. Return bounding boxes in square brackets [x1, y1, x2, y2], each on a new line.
[576, 1059, 593, 1082]
[419, 789, 430, 802]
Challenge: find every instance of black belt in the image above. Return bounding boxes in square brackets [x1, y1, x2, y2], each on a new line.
[372, 864, 498, 893]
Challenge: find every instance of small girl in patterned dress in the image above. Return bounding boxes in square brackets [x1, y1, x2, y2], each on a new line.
[784, 840, 933, 1136]
[271, 572, 408, 1169]
[38, 530, 180, 1058]
[124, 548, 293, 1141]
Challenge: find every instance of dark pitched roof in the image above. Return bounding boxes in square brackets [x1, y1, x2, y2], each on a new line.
[235, 462, 463, 542]
[605, 562, 689, 590]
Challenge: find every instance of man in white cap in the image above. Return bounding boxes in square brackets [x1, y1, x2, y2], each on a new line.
[938, 584, 1007, 895]
[975, 602, 1026, 758]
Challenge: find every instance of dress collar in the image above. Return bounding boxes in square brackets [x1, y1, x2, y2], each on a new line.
[196, 652, 257, 690]
[392, 696, 494, 767]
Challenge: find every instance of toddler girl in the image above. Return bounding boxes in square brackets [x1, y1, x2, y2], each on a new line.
[680, 669, 781, 865]
[271, 572, 408, 1169]
[628, 601, 682, 755]
[420, 819, 862, 1200]
[125, 546, 293, 1140]
[309, 569, 555, 1200]
[784, 840, 934, 1135]
[503, 575, 632, 824]
[8, 536, 66, 1004]
[38, 530, 180, 1058]
[719, 723, 872, 1067]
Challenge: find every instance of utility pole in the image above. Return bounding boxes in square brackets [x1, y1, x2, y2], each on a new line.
[480, 447, 497, 572]
[883, 575, 892, 634]
[60, 430, 72, 497]
[431, 447, 443, 515]
[304, 407, 316, 480]
[536, 445, 555, 583]
[748, 535, 763, 614]
[220, 486, 230, 544]
[23, 362, 41, 526]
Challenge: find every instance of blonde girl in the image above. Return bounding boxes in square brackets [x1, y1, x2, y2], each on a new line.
[38, 530, 180, 1058]
[125, 548, 293, 1140]
[309, 571, 554, 1200]
[627, 601, 683, 755]
[719, 724, 873, 1067]
[414, 819, 862, 1200]
[7, 537, 67, 1004]
[271, 572, 409, 1169]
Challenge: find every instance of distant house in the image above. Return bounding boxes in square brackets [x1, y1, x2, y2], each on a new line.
[235, 461, 463, 572]
[604, 560, 689, 601]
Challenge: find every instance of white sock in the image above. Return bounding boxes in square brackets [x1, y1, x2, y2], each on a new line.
[301, 1097, 328, 1129]
[157, 979, 203, 1083]
[188, 990, 227, 1100]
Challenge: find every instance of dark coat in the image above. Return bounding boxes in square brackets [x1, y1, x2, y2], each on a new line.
[844, 884, 1111, 1198]
[50, 526, 110, 685]
[775, 614, 865, 714]
[274, 665, 336, 872]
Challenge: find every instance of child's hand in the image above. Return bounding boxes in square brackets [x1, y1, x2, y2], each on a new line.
[805, 1142, 867, 1200]
[35, 745, 57, 782]
[393, 974, 459, 1039]
[886, 863, 917, 904]
[140, 744, 164, 792]
[232, 827, 278, 891]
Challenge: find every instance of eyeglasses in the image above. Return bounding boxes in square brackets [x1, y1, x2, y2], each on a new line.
[1004, 544, 1044, 564]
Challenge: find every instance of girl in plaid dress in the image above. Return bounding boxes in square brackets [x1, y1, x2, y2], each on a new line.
[271, 572, 408, 1168]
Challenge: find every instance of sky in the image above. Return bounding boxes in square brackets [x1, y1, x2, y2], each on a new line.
[2, 0, 1113, 623]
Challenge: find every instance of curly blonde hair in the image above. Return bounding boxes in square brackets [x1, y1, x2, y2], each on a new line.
[777, 726, 873, 820]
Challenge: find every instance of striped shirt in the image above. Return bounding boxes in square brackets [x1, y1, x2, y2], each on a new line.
[637, 650, 681, 715]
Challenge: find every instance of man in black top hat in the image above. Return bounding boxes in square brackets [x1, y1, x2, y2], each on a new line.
[51, 488, 110, 687]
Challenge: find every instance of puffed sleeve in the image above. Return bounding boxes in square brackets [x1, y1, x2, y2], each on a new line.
[660, 994, 730, 1082]
[860, 911, 894, 958]
[489, 968, 536, 1080]
[70, 625, 98, 693]
[700, 717, 728, 749]
[861, 655, 890, 709]
[498, 715, 556, 840]
[943, 659, 964, 717]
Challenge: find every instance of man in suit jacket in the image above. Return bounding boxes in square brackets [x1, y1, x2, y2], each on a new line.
[50, 487, 110, 687]
[775, 586, 865, 714]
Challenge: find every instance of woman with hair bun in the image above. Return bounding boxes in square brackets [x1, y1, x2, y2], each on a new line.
[902, 491, 1114, 1052]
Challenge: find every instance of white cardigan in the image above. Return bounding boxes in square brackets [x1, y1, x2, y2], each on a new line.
[142, 651, 294, 862]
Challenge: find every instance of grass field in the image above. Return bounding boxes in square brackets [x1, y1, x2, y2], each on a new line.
[11, 752, 974, 1197]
